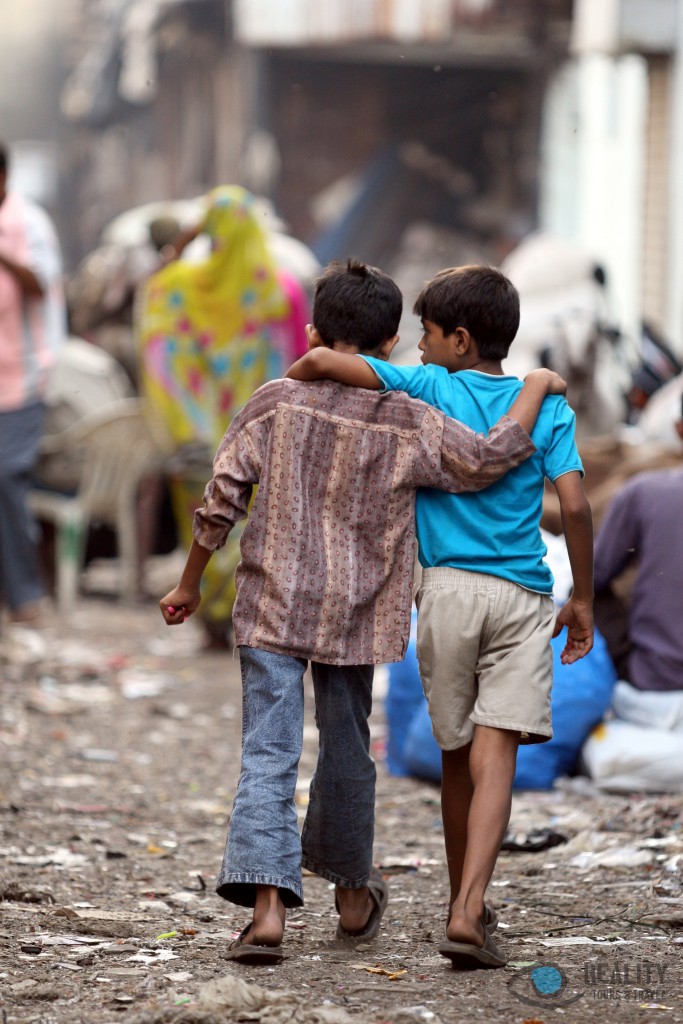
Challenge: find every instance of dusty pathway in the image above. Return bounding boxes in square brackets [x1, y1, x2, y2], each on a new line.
[1, 583, 682, 1023]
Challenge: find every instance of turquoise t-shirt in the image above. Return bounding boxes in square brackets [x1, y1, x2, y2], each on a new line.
[362, 359, 583, 594]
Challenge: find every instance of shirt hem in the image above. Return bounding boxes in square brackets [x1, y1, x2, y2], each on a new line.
[233, 634, 405, 666]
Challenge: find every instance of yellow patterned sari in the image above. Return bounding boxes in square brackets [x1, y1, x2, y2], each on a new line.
[138, 186, 302, 640]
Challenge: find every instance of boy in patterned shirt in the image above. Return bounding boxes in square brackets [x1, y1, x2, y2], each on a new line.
[160, 260, 565, 964]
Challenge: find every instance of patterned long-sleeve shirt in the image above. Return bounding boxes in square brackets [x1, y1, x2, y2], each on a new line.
[193, 378, 536, 665]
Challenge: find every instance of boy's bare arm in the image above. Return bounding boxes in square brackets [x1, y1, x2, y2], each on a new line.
[431, 371, 566, 491]
[506, 369, 567, 432]
[286, 349, 382, 388]
[552, 471, 594, 664]
[160, 540, 212, 624]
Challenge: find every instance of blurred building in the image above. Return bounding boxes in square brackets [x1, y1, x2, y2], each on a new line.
[543, 0, 683, 353]
[58, 0, 572, 284]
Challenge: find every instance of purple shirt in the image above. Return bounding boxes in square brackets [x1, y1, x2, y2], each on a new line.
[594, 466, 683, 691]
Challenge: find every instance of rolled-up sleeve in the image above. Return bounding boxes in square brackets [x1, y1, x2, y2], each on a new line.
[192, 383, 278, 550]
[410, 408, 536, 492]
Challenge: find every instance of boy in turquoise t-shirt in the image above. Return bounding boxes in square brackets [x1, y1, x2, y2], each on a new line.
[286, 264, 594, 969]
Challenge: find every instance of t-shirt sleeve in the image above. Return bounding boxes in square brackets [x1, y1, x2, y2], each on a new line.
[543, 398, 584, 482]
[361, 357, 438, 402]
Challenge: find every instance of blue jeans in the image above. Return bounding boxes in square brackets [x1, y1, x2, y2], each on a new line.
[216, 646, 375, 909]
[0, 403, 46, 611]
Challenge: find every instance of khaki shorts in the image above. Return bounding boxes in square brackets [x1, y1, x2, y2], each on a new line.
[416, 567, 555, 750]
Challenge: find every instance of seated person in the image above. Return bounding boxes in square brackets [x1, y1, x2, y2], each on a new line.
[594, 412, 683, 726]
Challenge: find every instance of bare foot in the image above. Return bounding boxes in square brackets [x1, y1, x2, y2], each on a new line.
[9, 600, 47, 625]
[242, 885, 286, 947]
[335, 885, 375, 934]
[447, 903, 486, 947]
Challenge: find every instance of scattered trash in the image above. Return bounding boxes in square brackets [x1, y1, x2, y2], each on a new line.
[501, 828, 568, 852]
[185, 974, 358, 1024]
[377, 856, 440, 872]
[41, 775, 98, 789]
[3, 594, 683, 1023]
[0, 626, 47, 665]
[164, 971, 194, 983]
[569, 846, 656, 870]
[77, 748, 119, 762]
[391, 1007, 441, 1023]
[119, 671, 172, 700]
[10, 848, 89, 869]
[351, 964, 408, 980]
[533, 936, 635, 947]
[127, 949, 180, 964]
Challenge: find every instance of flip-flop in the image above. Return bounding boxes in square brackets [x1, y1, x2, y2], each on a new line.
[224, 923, 284, 965]
[438, 927, 507, 969]
[335, 867, 389, 941]
[483, 902, 498, 933]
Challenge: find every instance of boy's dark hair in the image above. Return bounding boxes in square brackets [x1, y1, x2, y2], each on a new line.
[0, 143, 7, 176]
[413, 265, 520, 360]
[313, 259, 402, 351]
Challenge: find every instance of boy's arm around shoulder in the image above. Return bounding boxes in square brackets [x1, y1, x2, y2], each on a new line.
[414, 369, 565, 492]
[552, 471, 594, 664]
[286, 349, 382, 388]
[159, 382, 278, 625]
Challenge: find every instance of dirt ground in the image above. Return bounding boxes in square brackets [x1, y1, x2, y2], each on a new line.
[1, 562, 682, 1024]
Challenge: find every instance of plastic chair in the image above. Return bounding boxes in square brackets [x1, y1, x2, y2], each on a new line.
[29, 398, 164, 608]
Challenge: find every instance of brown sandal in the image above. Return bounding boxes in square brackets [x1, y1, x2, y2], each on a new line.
[224, 923, 284, 965]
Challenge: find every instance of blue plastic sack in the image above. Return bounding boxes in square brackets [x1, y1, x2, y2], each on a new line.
[403, 697, 441, 782]
[514, 629, 617, 789]
[393, 628, 618, 789]
[384, 612, 424, 776]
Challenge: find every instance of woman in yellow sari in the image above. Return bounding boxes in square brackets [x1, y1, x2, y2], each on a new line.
[138, 185, 308, 645]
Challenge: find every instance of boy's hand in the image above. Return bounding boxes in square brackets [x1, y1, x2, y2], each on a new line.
[553, 596, 594, 664]
[524, 368, 567, 396]
[160, 584, 201, 625]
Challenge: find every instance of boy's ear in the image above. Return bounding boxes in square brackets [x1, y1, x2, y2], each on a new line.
[377, 334, 399, 360]
[452, 327, 474, 355]
[306, 324, 323, 350]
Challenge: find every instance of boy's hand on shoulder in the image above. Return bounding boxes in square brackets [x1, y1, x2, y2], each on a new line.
[160, 584, 201, 625]
[285, 350, 320, 381]
[524, 368, 567, 396]
[553, 596, 594, 664]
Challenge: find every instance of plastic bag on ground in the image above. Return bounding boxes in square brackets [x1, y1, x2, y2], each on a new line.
[581, 719, 683, 793]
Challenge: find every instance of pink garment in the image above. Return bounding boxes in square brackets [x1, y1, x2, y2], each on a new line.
[276, 269, 310, 365]
[0, 192, 63, 411]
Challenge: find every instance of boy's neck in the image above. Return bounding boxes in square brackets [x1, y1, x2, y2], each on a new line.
[330, 341, 389, 360]
[331, 341, 361, 354]
[456, 356, 505, 376]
